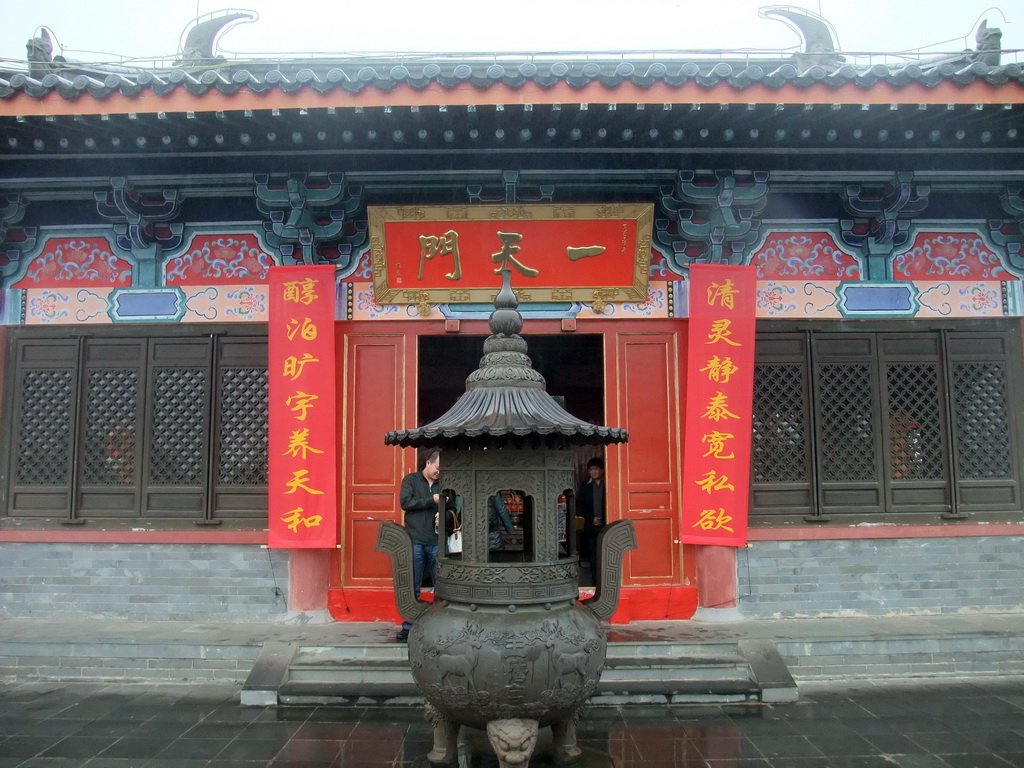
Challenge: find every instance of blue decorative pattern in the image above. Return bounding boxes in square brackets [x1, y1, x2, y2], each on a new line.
[838, 283, 919, 317]
[108, 289, 185, 322]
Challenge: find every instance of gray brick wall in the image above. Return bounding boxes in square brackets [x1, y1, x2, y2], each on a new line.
[738, 536, 1024, 618]
[0, 543, 289, 620]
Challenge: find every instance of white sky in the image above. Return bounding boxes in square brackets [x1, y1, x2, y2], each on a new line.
[0, 1, 1020, 64]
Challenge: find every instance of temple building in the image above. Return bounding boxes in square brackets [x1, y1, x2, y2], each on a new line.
[1, 8, 1022, 625]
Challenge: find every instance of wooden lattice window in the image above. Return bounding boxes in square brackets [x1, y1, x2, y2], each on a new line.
[751, 326, 1022, 520]
[3, 330, 268, 522]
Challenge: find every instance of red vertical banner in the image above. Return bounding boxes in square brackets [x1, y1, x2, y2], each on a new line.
[680, 265, 757, 546]
[268, 266, 338, 548]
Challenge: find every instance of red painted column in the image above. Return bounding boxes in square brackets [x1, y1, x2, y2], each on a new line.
[288, 548, 331, 612]
[695, 545, 738, 610]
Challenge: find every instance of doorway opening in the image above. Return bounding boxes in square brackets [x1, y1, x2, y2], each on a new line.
[417, 334, 605, 425]
[418, 333, 606, 583]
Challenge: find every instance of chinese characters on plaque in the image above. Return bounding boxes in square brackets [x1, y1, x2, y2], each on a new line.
[680, 266, 757, 547]
[368, 204, 653, 309]
[268, 266, 337, 548]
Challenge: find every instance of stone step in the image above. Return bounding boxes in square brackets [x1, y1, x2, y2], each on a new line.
[246, 638, 784, 706]
[3, 616, 1022, 695]
[287, 644, 750, 669]
[0, 638, 259, 684]
[776, 631, 1024, 682]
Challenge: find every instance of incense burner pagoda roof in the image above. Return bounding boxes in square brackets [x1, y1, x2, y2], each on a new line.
[385, 269, 628, 451]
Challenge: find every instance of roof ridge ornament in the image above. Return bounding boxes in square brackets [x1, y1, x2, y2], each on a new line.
[176, 11, 256, 68]
[759, 6, 845, 69]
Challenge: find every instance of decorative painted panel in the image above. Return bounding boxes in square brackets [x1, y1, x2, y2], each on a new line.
[750, 232, 861, 279]
[893, 233, 1017, 281]
[6, 228, 1024, 325]
[917, 282, 1008, 316]
[183, 286, 269, 321]
[744, 228, 1021, 319]
[12, 237, 131, 289]
[343, 280, 672, 321]
[752, 280, 1011, 319]
[22, 285, 270, 324]
[165, 234, 274, 285]
[341, 250, 373, 283]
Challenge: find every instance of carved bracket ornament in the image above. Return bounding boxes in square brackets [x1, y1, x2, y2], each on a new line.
[988, 185, 1024, 271]
[655, 170, 768, 271]
[368, 203, 653, 310]
[467, 170, 555, 205]
[94, 178, 184, 252]
[0, 193, 38, 277]
[840, 172, 930, 280]
[255, 172, 367, 269]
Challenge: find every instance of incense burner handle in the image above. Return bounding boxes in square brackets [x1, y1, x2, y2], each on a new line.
[376, 520, 431, 624]
[581, 519, 638, 621]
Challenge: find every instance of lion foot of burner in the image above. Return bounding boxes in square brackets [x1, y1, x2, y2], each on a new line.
[425, 703, 460, 766]
[551, 713, 583, 764]
[486, 717, 539, 768]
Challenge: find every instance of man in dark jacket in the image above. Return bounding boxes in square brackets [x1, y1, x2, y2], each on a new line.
[396, 448, 441, 642]
[577, 456, 606, 588]
[487, 493, 516, 552]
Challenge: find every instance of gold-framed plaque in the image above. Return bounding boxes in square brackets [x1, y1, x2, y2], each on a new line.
[368, 203, 654, 306]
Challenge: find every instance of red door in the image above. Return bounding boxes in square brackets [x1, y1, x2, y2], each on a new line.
[328, 318, 697, 621]
[330, 324, 417, 620]
[601, 321, 697, 620]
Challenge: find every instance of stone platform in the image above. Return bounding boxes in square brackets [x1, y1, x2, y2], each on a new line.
[2, 613, 1023, 707]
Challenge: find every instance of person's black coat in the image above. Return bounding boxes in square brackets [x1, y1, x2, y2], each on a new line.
[577, 478, 605, 541]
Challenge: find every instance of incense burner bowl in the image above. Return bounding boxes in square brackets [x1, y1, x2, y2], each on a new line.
[412, 581, 603, 727]
[379, 516, 636, 767]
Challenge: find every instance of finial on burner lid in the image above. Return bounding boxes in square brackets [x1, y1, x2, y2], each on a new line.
[489, 267, 522, 337]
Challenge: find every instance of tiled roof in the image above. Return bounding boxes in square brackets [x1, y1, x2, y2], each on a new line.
[3, 58, 1023, 101]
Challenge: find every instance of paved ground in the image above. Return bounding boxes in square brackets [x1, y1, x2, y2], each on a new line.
[4, 611, 1024, 652]
[1, 677, 1023, 767]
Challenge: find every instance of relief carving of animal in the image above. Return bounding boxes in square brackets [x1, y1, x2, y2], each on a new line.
[550, 648, 589, 688]
[437, 638, 482, 692]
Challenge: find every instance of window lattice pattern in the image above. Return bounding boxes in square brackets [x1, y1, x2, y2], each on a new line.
[752, 364, 808, 483]
[150, 369, 207, 485]
[218, 367, 269, 486]
[953, 362, 1012, 480]
[886, 363, 945, 481]
[818, 363, 876, 481]
[83, 369, 139, 486]
[16, 370, 74, 486]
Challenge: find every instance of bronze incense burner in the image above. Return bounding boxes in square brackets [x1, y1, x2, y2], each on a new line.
[378, 269, 635, 767]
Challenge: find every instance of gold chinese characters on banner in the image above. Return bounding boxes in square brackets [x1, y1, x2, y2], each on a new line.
[680, 265, 757, 547]
[268, 266, 337, 548]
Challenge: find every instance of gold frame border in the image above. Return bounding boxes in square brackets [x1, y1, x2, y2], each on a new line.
[369, 203, 654, 308]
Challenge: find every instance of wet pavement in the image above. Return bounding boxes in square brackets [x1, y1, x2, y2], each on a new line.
[1, 677, 1023, 767]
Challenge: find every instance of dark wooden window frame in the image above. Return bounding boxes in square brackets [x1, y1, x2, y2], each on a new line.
[1, 325, 268, 527]
[751, 320, 1024, 525]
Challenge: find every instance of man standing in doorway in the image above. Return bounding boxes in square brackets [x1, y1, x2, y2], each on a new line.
[396, 448, 441, 642]
[577, 456, 606, 588]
